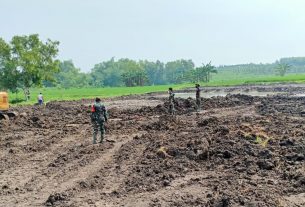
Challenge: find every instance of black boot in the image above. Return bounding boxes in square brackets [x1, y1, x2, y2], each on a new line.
[99, 134, 104, 143]
[93, 133, 97, 144]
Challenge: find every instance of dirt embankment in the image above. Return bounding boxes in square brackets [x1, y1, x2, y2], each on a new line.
[146, 83, 305, 95]
[0, 93, 304, 207]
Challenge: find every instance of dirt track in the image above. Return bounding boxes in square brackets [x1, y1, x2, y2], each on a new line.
[0, 87, 305, 207]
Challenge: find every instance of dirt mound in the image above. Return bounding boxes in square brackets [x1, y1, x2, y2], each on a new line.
[161, 94, 257, 114]
[112, 104, 304, 206]
[111, 111, 305, 206]
[1, 93, 304, 206]
[257, 96, 305, 116]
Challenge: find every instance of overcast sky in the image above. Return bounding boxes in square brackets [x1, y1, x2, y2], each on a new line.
[1, 0, 305, 71]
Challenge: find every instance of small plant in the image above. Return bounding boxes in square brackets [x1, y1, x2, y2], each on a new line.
[157, 146, 172, 158]
[261, 137, 271, 147]
[255, 134, 271, 147]
[240, 127, 272, 147]
[254, 136, 263, 144]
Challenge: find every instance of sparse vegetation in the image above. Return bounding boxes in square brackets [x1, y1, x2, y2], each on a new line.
[275, 63, 291, 76]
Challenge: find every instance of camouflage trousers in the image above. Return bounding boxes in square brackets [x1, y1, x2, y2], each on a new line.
[196, 98, 201, 111]
[92, 120, 105, 144]
[168, 103, 175, 115]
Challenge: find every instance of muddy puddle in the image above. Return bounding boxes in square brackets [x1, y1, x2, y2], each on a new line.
[152, 84, 305, 99]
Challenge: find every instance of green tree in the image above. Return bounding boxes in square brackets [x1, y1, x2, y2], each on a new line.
[204, 62, 218, 82]
[90, 58, 148, 87]
[165, 59, 194, 84]
[90, 58, 123, 87]
[0, 34, 60, 100]
[140, 60, 165, 85]
[279, 57, 305, 66]
[120, 59, 147, 87]
[191, 62, 217, 83]
[55, 60, 89, 88]
[0, 38, 19, 93]
[275, 63, 291, 76]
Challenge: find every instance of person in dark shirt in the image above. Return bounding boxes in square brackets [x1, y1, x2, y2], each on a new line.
[195, 84, 201, 111]
[168, 88, 175, 115]
[91, 97, 108, 144]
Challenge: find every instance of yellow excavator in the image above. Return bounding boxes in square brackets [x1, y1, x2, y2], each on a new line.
[0, 91, 17, 120]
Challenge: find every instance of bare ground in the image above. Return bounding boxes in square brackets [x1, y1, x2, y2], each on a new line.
[0, 87, 305, 207]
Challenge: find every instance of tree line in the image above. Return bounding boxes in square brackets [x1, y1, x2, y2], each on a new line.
[217, 57, 305, 77]
[0, 35, 217, 97]
[80, 58, 217, 87]
[2, 34, 305, 97]
[43, 59, 218, 89]
[54, 58, 305, 88]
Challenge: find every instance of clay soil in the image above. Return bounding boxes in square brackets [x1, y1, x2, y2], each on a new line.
[0, 87, 305, 207]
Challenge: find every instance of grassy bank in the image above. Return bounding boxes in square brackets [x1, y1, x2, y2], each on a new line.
[203, 73, 305, 86]
[9, 84, 191, 105]
[8, 73, 305, 105]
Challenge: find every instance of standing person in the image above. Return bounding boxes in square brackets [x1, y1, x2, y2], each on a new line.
[91, 97, 108, 144]
[25, 89, 30, 101]
[37, 93, 44, 105]
[195, 84, 201, 111]
[168, 87, 175, 115]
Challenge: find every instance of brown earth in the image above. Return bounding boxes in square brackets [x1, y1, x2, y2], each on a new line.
[0, 90, 305, 207]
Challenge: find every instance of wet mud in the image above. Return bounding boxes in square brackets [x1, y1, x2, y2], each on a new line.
[0, 85, 305, 207]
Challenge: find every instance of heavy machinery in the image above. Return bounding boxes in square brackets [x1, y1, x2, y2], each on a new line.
[0, 91, 17, 120]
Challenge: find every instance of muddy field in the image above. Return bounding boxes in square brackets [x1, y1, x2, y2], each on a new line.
[0, 86, 305, 207]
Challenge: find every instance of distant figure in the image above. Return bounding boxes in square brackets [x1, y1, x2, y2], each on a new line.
[168, 87, 175, 115]
[37, 93, 44, 105]
[26, 90, 30, 101]
[91, 97, 108, 144]
[195, 84, 201, 111]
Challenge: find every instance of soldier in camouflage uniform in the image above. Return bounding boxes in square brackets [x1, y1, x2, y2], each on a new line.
[168, 87, 175, 115]
[195, 84, 201, 111]
[91, 97, 108, 144]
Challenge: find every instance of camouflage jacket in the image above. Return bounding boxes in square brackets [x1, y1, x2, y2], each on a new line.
[196, 87, 201, 99]
[169, 92, 175, 104]
[91, 102, 108, 122]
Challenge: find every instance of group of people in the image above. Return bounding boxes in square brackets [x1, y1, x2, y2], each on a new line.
[168, 84, 201, 115]
[36, 85, 202, 145]
[90, 84, 202, 145]
[33, 84, 201, 145]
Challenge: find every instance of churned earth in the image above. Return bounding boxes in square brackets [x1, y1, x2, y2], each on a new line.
[0, 85, 305, 207]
